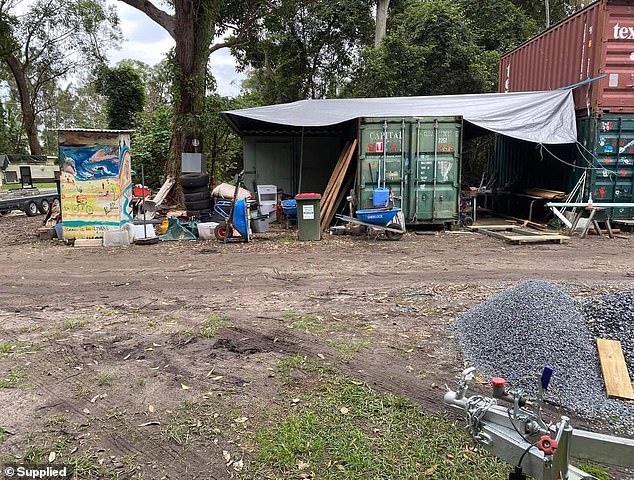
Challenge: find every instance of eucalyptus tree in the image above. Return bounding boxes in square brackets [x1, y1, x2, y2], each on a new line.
[0, 0, 120, 154]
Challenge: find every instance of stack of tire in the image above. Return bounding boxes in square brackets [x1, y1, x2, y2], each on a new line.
[180, 173, 213, 217]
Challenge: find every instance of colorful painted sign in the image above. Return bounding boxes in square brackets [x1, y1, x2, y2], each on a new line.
[58, 130, 133, 240]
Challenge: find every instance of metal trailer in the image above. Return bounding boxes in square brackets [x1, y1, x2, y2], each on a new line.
[0, 188, 59, 216]
[445, 367, 634, 480]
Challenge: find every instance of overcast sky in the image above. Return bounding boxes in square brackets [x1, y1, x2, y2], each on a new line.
[107, 1, 244, 97]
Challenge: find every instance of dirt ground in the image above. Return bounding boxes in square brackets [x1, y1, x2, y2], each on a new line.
[1, 213, 633, 479]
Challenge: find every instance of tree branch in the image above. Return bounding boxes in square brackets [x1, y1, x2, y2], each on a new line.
[116, 0, 175, 38]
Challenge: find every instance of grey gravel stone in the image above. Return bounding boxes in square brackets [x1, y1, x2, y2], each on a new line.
[454, 280, 634, 434]
[582, 291, 634, 380]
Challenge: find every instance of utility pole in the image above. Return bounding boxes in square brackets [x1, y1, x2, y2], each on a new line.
[545, 0, 550, 28]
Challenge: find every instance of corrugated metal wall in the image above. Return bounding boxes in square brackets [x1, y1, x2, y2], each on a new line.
[499, 0, 634, 114]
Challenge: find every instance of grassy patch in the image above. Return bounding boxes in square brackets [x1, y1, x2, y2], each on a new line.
[45, 415, 68, 428]
[95, 372, 115, 386]
[161, 400, 226, 446]
[17, 443, 111, 479]
[0, 342, 12, 354]
[578, 462, 610, 480]
[278, 354, 334, 383]
[200, 314, 231, 338]
[0, 427, 6, 443]
[63, 317, 90, 331]
[284, 310, 327, 334]
[72, 381, 91, 399]
[330, 338, 370, 360]
[245, 372, 508, 479]
[0, 369, 25, 388]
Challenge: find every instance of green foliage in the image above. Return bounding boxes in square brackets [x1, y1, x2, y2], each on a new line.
[132, 105, 172, 189]
[202, 93, 259, 184]
[236, 0, 374, 103]
[349, 0, 497, 97]
[0, 0, 121, 153]
[461, 0, 539, 53]
[0, 100, 25, 153]
[96, 64, 146, 130]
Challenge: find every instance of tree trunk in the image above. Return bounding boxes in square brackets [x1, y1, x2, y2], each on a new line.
[374, 0, 390, 48]
[5, 55, 43, 155]
[165, 0, 216, 204]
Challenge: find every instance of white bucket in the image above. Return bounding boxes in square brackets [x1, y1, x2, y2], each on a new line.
[133, 224, 156, 239]
[197, 222, 219, 240]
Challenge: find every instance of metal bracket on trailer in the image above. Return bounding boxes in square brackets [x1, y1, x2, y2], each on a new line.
[444, 367, 634, 480]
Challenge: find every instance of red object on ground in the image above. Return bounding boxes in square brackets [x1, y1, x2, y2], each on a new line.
[491, 377, 506, 388]
[536, 435, 559, 455]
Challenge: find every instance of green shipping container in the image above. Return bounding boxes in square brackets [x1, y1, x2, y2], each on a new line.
[578, 115, 634, 219]
[357, 117, 462, 225]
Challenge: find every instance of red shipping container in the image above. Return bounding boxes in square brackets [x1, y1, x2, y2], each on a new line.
[499, 0, 634, 114]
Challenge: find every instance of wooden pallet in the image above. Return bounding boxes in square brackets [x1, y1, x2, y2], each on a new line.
[468, 225, 569, 244]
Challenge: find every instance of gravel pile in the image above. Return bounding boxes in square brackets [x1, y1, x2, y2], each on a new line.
[455, 280, 634, 432]
[582, 291, 634, 379]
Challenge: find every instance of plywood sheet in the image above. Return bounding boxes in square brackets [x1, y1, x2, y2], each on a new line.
[597, 339, 634, 400]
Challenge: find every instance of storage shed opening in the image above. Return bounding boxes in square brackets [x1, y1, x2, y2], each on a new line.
[237, 120, 357, 197]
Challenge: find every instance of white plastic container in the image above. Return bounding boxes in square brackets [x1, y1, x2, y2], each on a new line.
[197, 222, 219, 240]
[103, 229, 131, 247]
[133, 223, 156, 239]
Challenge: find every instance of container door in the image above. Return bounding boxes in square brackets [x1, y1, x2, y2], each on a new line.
[20, 166, 32, 187]
[411, 120, 461, 222]
[358, 119, 410, 215]
[591, 117, 634, 218]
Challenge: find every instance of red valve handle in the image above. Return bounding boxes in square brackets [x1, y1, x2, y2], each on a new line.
[491, 377, 506, 388]
[536, 435, 558, 455]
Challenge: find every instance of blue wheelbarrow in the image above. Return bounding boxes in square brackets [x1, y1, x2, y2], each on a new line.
[213, 171, 251, 243]
[336, 207, 406, 241]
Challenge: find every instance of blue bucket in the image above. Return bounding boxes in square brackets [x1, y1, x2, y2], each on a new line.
[372, 188, 390, 207]
[232, 199, 249, 237]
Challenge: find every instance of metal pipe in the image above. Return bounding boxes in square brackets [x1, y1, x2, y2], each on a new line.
[413, 120, 420, 222]
[400, 119, 405, 209]
[547, 202, 634, 207]
[382, 120, 388, 189]
[141, 164, 147, 238]
[432, 119, 438, 221]
[298, 127, 304, 193]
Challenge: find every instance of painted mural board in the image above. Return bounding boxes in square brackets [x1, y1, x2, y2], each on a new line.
[58, 130, 133, 240]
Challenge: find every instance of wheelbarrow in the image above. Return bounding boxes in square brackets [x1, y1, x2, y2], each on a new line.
[336, 207, 406, 241]
[213, 171, 251, 243]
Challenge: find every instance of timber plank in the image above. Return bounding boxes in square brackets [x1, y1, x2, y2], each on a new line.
[320, 139, 357, 230]
[596, 339, 634, 400]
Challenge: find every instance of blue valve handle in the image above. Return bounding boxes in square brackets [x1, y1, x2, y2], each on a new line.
[541, 366, 554, 390]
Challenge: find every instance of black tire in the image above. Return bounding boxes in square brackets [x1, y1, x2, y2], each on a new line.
[183, 190, 212, 202]
[214, 222, 229, 241]
[181, 184, 210, 195]
[461, 215, 474, 227]
[385, 223, 403, 241]
[185, 198, 213, 211]
[25, 201, 39, 217]
[180, 173, 209, 188]
[186, 209, 213, 218]
[38, 198, 50, 214]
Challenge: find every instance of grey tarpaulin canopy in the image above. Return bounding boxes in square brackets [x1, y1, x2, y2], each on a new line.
[223, 90, 576, 144]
